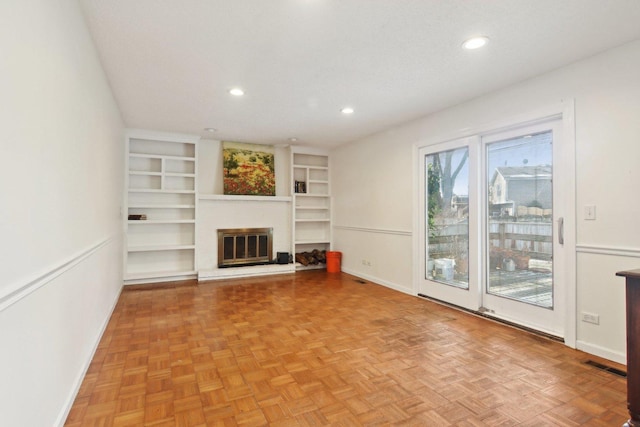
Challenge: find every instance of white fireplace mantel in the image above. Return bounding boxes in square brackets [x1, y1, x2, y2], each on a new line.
[199, 194, 292, 202]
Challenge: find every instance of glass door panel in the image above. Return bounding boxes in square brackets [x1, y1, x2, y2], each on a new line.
[486, 131, 553, 308]
[426, 148, 470, 289]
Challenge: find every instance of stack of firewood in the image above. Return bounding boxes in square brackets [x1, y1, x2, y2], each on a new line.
[295, 249, 326, 266]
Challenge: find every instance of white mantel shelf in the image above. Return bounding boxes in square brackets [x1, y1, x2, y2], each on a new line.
[199, 194, 292, 202]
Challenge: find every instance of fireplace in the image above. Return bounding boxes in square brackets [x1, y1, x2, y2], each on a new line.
[217, 228, 273, 267]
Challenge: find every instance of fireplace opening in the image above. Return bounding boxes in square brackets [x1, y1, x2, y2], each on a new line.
[217, 228, 273, 268]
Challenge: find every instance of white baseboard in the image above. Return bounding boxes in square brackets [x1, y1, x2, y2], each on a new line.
[341, 267, 414, 296]
[124, 273, 197, 285]
[55, 282, 123, 427]
[576, 340, 626, 365]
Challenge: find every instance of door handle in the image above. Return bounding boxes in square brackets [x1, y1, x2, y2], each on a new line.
[558, 217, 564, 245]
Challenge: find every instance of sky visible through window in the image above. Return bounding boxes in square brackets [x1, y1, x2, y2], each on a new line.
[451, 131, 552, 195]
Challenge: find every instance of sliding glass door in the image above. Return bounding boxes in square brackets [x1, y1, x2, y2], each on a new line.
[418, 117, 568, 338]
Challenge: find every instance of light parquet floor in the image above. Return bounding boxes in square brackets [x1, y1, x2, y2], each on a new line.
[65, 271, 628, 426]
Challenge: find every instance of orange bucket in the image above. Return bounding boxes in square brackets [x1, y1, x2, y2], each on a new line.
[326, 251, 342, 273]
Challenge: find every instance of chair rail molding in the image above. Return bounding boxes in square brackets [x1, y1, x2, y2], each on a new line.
[576, 244, 640, 258]
[333, 225, 412, 236]
[0, 236, 116, 312]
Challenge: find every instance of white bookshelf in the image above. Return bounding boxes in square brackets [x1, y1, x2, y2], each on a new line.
[291, 147, 331, 270]
[124, 130, 199, 284]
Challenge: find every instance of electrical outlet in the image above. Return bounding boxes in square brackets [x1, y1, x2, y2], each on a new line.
[581, 312, 600, 325]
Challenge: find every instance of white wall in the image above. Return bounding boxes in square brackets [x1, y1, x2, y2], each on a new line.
[0, 0, 124, 425]
[332, 39, 640, 363]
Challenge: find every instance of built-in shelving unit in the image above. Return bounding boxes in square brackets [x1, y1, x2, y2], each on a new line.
[291, 147, 331, 270]
[125, 130, 199, 284]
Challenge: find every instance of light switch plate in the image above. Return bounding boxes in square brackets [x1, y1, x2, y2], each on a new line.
[584, 205, 596, 220]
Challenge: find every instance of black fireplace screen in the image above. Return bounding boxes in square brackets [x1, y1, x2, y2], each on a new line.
[217, 228, 273, 267]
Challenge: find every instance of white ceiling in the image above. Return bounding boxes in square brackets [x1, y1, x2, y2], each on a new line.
[79, 0, 640, 148]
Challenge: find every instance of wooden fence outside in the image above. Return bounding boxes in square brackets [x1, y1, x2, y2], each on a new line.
[429, 221, 553, 261]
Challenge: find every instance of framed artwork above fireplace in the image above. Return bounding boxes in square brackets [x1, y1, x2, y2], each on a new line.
[222, 141, 275, 196]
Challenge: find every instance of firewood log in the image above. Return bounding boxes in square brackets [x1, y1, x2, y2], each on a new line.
[295, 252, 309, 266]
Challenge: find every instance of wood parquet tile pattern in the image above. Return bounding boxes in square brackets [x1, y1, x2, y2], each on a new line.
[65, 272, 628, 426]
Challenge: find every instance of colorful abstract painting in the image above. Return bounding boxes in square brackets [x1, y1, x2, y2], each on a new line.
[223, 141, 275, 196]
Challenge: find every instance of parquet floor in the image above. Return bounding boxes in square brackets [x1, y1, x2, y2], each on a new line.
[65, 271, 628, 426]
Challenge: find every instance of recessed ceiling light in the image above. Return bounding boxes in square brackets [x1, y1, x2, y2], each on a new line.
[462, 36, 489, 50]
[204, 127, 217, 133]
[289, 137, 298, 142]
[229, 88, 244, 96]
[341, 107, 354, 114]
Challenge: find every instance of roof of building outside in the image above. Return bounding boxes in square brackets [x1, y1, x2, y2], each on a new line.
[496, 166, 552, 179]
